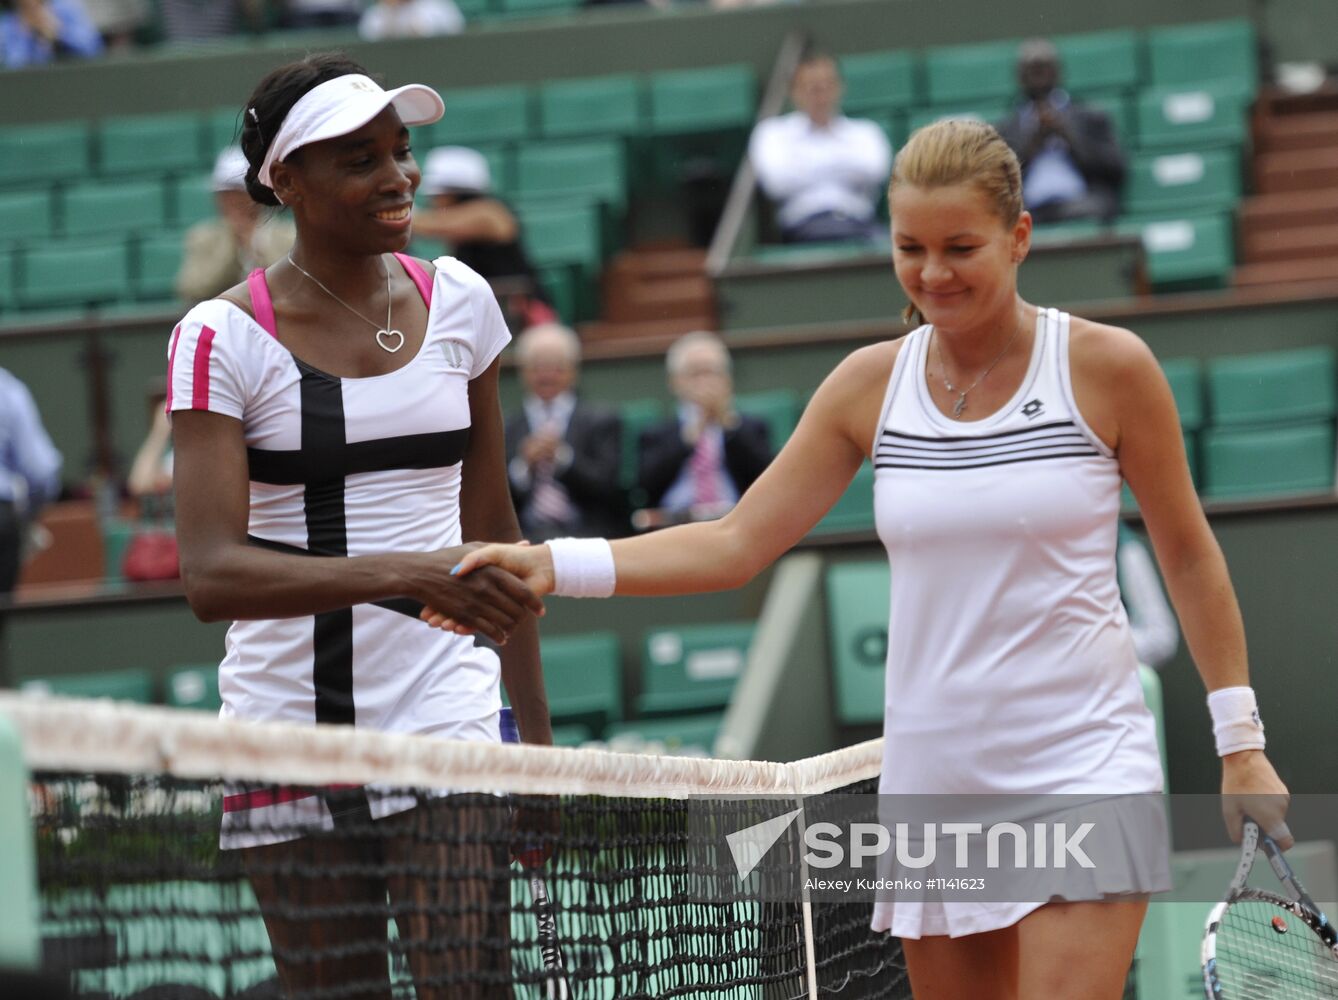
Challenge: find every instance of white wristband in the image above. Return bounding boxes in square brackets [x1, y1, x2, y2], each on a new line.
[547, 537, 616, 598]
[1207, 686, 1266, 756]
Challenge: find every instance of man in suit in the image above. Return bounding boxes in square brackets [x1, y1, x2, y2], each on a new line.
[995, 38, 1126, 224]
[637, 331, 772, 518]
[504, 324, 626, 541]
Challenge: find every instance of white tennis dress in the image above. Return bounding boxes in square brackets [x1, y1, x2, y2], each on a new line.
[869, 308, 1166, 938]
[167, 255, 510, 844]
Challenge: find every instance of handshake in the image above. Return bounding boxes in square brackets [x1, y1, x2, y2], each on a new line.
[412, 540, 555, 644]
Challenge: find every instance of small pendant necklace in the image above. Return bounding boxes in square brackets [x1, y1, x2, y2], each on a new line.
[286, 254, 405, 354]
[934, 309, 1027, 418]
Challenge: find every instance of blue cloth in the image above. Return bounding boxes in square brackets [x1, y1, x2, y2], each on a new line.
[0, 0, 103, 70]
[0, 368, 61, 513]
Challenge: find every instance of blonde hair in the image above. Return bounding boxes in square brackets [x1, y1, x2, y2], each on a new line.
[890, 119, 1024, 324]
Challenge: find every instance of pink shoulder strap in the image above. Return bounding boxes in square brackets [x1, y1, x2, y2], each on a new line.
[246, 268, 279, 339]
[393, 252, 434, 307]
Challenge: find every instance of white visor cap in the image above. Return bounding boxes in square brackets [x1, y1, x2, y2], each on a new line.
[211, 145, 250, 192]
[421, 146, 492, 195]
[257, 74, 444, 190]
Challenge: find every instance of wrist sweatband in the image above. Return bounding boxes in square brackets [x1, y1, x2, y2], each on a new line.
[547, 538, 616, 598]
[1207, 686, 1266, 756]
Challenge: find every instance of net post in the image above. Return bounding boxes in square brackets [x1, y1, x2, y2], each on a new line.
[790, 775, 820, 999]
[0, 712, 40, 971]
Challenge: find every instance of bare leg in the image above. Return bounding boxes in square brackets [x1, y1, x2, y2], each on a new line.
[1015, 898, 1147, 1000]
[243, 832, 394, 1000]
[900, 924, 1020, 1000]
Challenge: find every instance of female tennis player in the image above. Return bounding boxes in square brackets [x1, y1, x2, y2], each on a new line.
[169, 54, 548, 999]
[445, 119, 1292, 999]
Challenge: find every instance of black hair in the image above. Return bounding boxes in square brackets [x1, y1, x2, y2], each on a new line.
[239, 52, 374, 207]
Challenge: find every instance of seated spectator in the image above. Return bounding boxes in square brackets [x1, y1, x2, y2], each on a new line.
[80, 0, 147, 51]
[127, 397, 172, 500]
[359, 0, 463, 40]
[995, 38, 1126, 224]
[0, 0, 102, 69]
[505, 324, 626, 542]
[414, 146, 557, 332]
[0, 366, 61, 600]
[636, 331, 771, 520]
[175, 146, 295, 305]
[158, 0, 250, 41]
[748, 52, 892, 244]
[279, 0, 361, 29]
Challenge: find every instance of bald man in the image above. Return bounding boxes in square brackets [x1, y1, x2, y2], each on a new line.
[504, 324, 627, 541]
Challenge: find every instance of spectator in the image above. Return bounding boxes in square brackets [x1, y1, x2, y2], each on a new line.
[995, 38, 1126, 224]
[79, 0, 147, 51]
[127, 393, 172, 499]
[359, 0, 463, 39]
[504, 324, 626, 542]
[413, 146, 556, 332]
[748, 52, 892, 244]
[0, 367, 61, 598]
[158, 0, 258, 41]
[1117, 523, 1179, 669]
[175, 146, 295, 305]
[636, 331, 771, 518]
[0, 0, 101, 69]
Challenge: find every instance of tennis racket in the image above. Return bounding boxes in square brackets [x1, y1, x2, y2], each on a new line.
[500, 708, 572, 1000]
[1201, 818, 1338, 998]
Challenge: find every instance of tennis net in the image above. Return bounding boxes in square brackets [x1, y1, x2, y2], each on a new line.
[1, 694, 908, 1000]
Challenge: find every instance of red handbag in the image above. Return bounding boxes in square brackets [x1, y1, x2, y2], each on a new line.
[121, 495, 180, 582]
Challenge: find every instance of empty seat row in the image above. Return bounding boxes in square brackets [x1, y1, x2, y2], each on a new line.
[0, 233, 187, 311]
[841, 20, 1255, 113]
[0, 175, 219, 248]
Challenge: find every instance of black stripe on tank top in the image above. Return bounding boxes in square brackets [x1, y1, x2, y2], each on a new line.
[297, 363, 356, 726]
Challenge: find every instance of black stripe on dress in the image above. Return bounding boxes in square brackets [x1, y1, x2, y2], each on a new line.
[247, 429, 470, 485]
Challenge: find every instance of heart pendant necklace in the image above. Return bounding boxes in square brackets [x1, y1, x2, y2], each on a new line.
[287, 253, 404, 354]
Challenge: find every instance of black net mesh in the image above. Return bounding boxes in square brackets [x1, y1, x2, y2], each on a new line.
[30, 767, 908, 1000]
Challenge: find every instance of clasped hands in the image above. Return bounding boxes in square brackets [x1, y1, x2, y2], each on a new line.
[417, 540, 557, 641]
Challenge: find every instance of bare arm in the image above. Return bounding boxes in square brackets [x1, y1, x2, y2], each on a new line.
[171, 408, 541, 643]
[458, 356, 552, 745]
[127, 408, 174, 498]
[412, 200, 518, 244]
[450, 341, 900, 596]
[1071, 320, 1290, 843]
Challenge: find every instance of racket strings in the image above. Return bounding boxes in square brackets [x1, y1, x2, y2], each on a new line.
[1214, 895, 1338, 998]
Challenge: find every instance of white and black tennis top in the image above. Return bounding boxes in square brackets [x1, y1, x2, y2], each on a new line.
[869, 309, 1166, 936]
[166, 254, 511, 741]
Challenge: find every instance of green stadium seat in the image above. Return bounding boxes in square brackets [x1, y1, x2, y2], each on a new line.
[539, 631, 622, 733]
[534, 263, 576, 323]
[824, 560, 889, 725]
[1160, 358, 1204, 431]
[620, 398, 665, 492]
[0, 122, 92, 186]
[838, 50, 920, 114]
[515, 200, 602, 272]
[1201, 422, 1335, 501]
[1124, 148, 1241, 216]
[454, 0, 493, 17]
[923, 39, 1017, 107]
[736, 388, 800, 449]
[0, 189, 53, 244]
[21, 668, 155, 703]
[135, 231, 185, 302]
[166, 665, 221, 711]
[0, 250, 14, 310]
[18, 239, 131, 309]
[61, 179, 167, 238]
[172, 174, 215, 228]
[1082, 93, 1135, 146]
[1118, 214, 1234, 290]
[636, 620, 754, 717]
[1027, 219, 1108, 246]
[97, 113, 205, 176]
[1146, 19, 1257, 95]
[907, 104, 1011, 135]
[865, 109, 909, 156]
[515, 139, 625, 209]
[431, 85, 533, 146]
[811, 463, 875, 536]
[538, 74, 643, 139]
[1135, 84, 1251, 150]
[497, 0, 581, 15]
[1055, 29, 1142, 96]
[202, 107, 243, 158]
[648, 65, 755, 135]
[605, 711, 723, 754]
[1205, 348, 1337, 427]
[551, 723, 595, 747]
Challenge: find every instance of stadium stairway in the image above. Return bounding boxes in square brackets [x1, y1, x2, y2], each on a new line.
[581, 244, 717, 345]
[1235, 81, 1338, 287]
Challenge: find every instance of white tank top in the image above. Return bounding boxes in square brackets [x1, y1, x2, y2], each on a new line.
[872, 308, 1163, 796]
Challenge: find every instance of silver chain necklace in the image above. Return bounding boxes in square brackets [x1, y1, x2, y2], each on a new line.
[933, 309, 1026, 418]
[286, 254, 404, 354]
